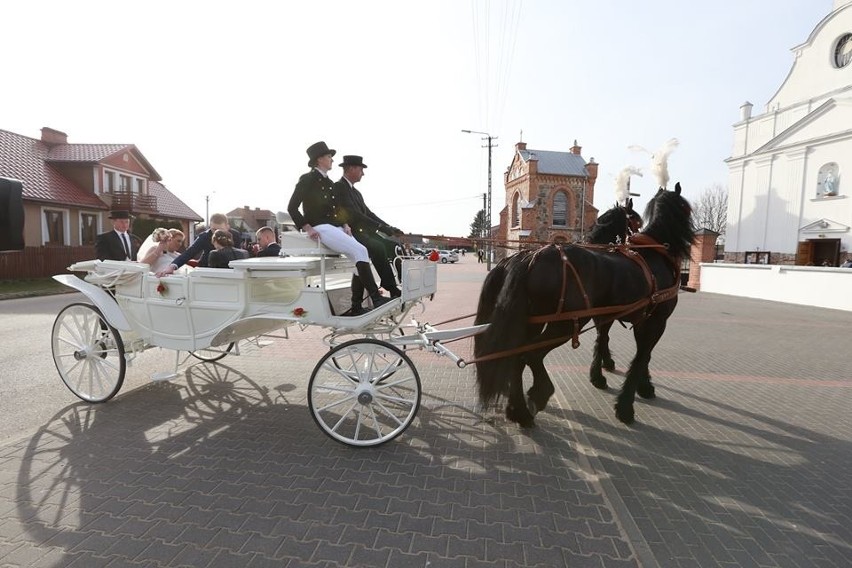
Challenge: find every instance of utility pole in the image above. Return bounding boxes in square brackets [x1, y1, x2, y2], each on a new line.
[462, 130, 497, 270]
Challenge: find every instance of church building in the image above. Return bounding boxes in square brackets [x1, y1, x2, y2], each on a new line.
[726, 0, 852, 266]
[497, 140, 599, 253]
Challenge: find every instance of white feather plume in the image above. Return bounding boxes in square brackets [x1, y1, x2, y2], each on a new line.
[628, 138, 679, 188]
[614, 166, 642, 205]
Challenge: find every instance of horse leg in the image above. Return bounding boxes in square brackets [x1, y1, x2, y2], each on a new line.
[504, 357, 536, 428]
[589, 320, 614, 389]
[526, 353, 555, 415]
[615, 321, 665, 424]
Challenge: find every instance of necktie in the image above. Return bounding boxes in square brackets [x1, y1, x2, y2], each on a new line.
[121, 233, 131, 259]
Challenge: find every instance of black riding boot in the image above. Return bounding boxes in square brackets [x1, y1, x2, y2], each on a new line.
[340, 275, 366, 317]
[356, 261, 391, 309]
[376, 261, 402, 298]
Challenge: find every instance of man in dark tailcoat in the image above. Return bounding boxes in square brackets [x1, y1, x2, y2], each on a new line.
[95, 210, 138, 261]
[287, 141, 391, 315]
[333, 155, 404, 310]
[255, 226, 281, 257]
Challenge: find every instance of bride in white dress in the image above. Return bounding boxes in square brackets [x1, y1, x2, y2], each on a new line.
[138, 228, 185, 273]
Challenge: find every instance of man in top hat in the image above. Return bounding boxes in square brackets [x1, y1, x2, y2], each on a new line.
[333, 155, 404, 314]
[95, 210, 138, 261]
[287, 141, 391, 314]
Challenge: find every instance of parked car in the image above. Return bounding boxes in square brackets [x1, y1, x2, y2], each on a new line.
[437, 250, 459, 264]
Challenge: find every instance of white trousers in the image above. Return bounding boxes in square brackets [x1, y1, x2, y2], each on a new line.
[313, 224, 370, 263]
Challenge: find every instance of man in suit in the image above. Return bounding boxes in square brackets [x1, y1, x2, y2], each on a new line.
[288, 141, 390, 315]
[255, 226, 281, 257]
[334, 155, 404, 314]
[155, 213, 239, 276]
[95, 210, 138, 261]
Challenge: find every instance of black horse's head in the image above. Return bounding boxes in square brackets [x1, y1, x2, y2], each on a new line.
[588, 198, 643, 245]
[642, 182, 695, 259]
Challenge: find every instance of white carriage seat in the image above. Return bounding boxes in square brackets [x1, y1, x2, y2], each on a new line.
[73, 259, 149, 297]
[279, 231, 340, 257]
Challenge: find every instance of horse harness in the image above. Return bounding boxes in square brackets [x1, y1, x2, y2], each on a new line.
[527, 235, 682, 349]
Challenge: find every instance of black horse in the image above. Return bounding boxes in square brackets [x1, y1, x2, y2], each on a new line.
[585, 198, 643, 390]
[473, 184, 694, 426]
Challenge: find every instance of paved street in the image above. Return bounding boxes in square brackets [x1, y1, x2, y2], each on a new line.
[1, 255, 851, 567]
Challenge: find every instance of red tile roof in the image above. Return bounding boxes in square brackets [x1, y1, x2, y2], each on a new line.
[1, 127, 200, 221]
[148, 181, 202, 221]
[226, 206, 276, 231]
[0, 129, 107, 208]
[47, 143, 162, 180]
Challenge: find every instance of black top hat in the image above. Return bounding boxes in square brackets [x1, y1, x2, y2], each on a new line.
[339, 155, 368, 169]
[306, 141, 336, 166]
[108, 210, 132, 219]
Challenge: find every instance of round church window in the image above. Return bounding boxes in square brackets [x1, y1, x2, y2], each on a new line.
[833, 33, 852, 68]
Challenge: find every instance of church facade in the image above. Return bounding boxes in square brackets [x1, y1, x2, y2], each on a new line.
[726, 0, 852, 266]
[497, 140, 599, 255]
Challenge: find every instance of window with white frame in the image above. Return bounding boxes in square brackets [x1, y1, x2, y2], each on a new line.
[104, 171, 115, 193]
[43, 209, 68, 246]
[553, 191, 568, 226]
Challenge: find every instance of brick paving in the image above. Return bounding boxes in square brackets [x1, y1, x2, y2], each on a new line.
[1, 257, 851, 567]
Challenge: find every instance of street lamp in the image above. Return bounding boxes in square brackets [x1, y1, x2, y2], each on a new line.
[205, 191, 216, 227]
[462, 129, 497, 270]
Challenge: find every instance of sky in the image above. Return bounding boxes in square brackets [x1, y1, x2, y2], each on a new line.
[1, 0, 834, 237]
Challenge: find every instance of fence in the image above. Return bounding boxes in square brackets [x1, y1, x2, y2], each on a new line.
[0, 246, 95, 280]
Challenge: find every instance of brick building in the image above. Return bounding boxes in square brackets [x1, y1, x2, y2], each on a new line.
[497, 140, 599, 255]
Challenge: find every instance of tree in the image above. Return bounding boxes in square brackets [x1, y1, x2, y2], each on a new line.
[469, 209, 488, 239]
[693, 183, 728, 236]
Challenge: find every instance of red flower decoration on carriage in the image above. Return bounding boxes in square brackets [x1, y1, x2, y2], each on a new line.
[292, 307, 307, 318]
[156, 282, 167, 295]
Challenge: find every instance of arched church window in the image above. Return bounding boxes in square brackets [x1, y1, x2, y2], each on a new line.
[512, 193, 520, 227]
[553, 192, 568, 226]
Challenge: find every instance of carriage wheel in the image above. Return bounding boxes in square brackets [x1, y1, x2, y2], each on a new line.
[189, 342, 236, 362]
[309, 338, 420, 447]
[51, 303, 125, 403]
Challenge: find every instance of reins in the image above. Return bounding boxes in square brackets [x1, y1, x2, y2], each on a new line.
[460, 237, 689, 365]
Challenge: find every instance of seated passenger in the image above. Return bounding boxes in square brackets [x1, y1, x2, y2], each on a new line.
[139, 229, 185, 273]
[155, 213, 242, 277]
[208, 230, 248, 268]
[255, 226, 282, 257]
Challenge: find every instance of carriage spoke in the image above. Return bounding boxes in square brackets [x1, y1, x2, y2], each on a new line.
[315, 393, 357, 413]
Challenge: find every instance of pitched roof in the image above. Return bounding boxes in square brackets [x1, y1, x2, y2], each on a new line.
[0, 129, 107, 208]
[47, 143, 162, 180]
[147, 181, 203, 221]
[519, 148, 590, 177]
[226, 206, 276, 231]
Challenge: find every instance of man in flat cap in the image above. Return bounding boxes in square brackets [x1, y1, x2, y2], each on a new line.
[287, 141, 391, 315]
[95, 210, 138, 261]
[333, 155, 404, 315]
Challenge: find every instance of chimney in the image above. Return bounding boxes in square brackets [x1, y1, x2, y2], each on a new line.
[570, 139, 582, 155]
[40, 127, 68, 145]
[516, 141, 527, 151]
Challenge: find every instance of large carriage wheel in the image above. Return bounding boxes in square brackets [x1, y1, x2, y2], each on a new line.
[309, 338, 420, 447]
[189, 342, 236, 362]
[51, 303, 125, 403]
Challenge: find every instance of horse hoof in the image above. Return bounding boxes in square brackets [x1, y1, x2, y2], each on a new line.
[637, 383, 656, 399]
[506, 404, 536, 429]
[590, 375, 608, 390]
[614, 403, 635, 425]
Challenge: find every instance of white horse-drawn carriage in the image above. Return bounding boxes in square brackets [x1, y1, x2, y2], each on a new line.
[51, 233, 486, 447]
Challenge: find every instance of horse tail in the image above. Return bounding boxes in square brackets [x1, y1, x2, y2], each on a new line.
[474, 253, 533, 406]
